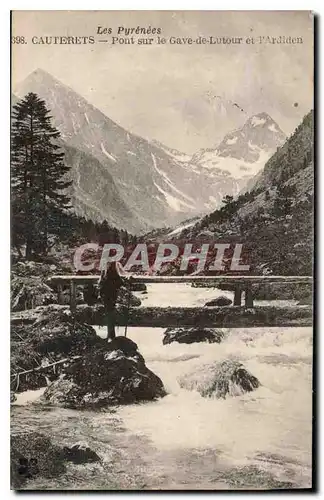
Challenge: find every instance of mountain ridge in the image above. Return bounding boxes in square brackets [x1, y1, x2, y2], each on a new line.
[171, 110, 313, 276]
[14, 69, 287, 233]
[15, 69, 200, 232]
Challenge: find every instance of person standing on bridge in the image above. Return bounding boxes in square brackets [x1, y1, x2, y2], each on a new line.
[98, 261, 129, 341]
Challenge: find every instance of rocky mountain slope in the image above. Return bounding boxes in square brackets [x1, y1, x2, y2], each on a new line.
[14, 69, 286, 233]
[11, 92, 140, 233]
[14, 70, 198, 232]
[62, 144, 137, 231]
[147, 112, 286, 215]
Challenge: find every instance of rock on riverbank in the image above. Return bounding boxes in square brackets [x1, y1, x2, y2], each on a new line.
[11, 431, 102, 489]
[11, 310, 166, 408]
[11, 309, 102, 392]
[42, 336, 167, 409]
[11, 431, 66, 489]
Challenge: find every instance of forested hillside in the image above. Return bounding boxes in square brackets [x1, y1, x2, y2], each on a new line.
[177, 111, 314, 276]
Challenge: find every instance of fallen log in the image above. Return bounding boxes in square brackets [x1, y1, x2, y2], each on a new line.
[11, 305, 67, 325]
[11, 304, 313, 328]
[11, 356, 81, 379]
[78, 304, 313, 328]
[11, 355, 82, 392]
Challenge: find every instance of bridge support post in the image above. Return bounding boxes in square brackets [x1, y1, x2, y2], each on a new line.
[244, 285, 254, 308]
[70, 281, 77, 314]
[234, 287, 242, 306]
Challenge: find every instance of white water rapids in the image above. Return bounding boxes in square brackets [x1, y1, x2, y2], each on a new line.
[12, 284, 312, 490]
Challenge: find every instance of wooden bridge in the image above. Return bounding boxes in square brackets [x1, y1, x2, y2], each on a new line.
[46, 275, 313, 328]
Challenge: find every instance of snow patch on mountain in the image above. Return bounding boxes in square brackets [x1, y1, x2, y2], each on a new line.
[226, 136, 238, 145]
[100, 142, 117, 163]
[251, 116, 266, 127]
[168, 220, 196, 236]
[151, 140, 192, 163]
[248, 140, 260, 152]
[71, 116, 78, 134]
[162, 173, 196, 205]
[151, 152, 158, 169]
[151, 152, 196, 206]
[268, 123, 278, 132]
[153, 182, 193, 212]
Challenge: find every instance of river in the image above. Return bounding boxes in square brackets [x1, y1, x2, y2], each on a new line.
[11, 283, 313, 490]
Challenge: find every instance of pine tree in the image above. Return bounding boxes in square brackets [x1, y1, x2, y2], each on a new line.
[11, 93, 72, 257]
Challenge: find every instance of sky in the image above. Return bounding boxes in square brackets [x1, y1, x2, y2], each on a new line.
[12, 10, 314, 153]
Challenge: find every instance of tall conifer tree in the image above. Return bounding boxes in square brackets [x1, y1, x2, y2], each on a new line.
[11, 92, 72, 257]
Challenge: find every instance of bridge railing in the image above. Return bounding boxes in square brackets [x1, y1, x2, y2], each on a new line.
[47, 275, 313, 318]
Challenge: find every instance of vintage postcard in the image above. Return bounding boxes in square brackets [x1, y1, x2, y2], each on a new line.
[10, 10, 314, 491]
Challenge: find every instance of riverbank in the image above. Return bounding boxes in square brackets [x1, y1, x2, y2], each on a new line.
[11, 322, 312, 490]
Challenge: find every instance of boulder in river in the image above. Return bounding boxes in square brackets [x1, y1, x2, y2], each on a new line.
[11, 431, 66, 489]
[42, 336, 166, 409]
[178, 359, 260, 399]
[163, 327, 224, 345]
[62, 442, 101, 464]
[130, 282, 147, 293]
[205, 296, 232, 307]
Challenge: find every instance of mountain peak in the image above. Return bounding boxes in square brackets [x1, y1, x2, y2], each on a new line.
[190, 111, 287, 186]
[246, 112, 280, 129]
[214, 112, 286, 163]
[31, 67, 52, 77]
[20, 68, 55, 83]
[28, 68, 63, 81]
[251, 111, 273, 120]
[15, 69, 72, 98]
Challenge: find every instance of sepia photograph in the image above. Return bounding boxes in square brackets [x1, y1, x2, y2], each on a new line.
[10, 10, 314, 491]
